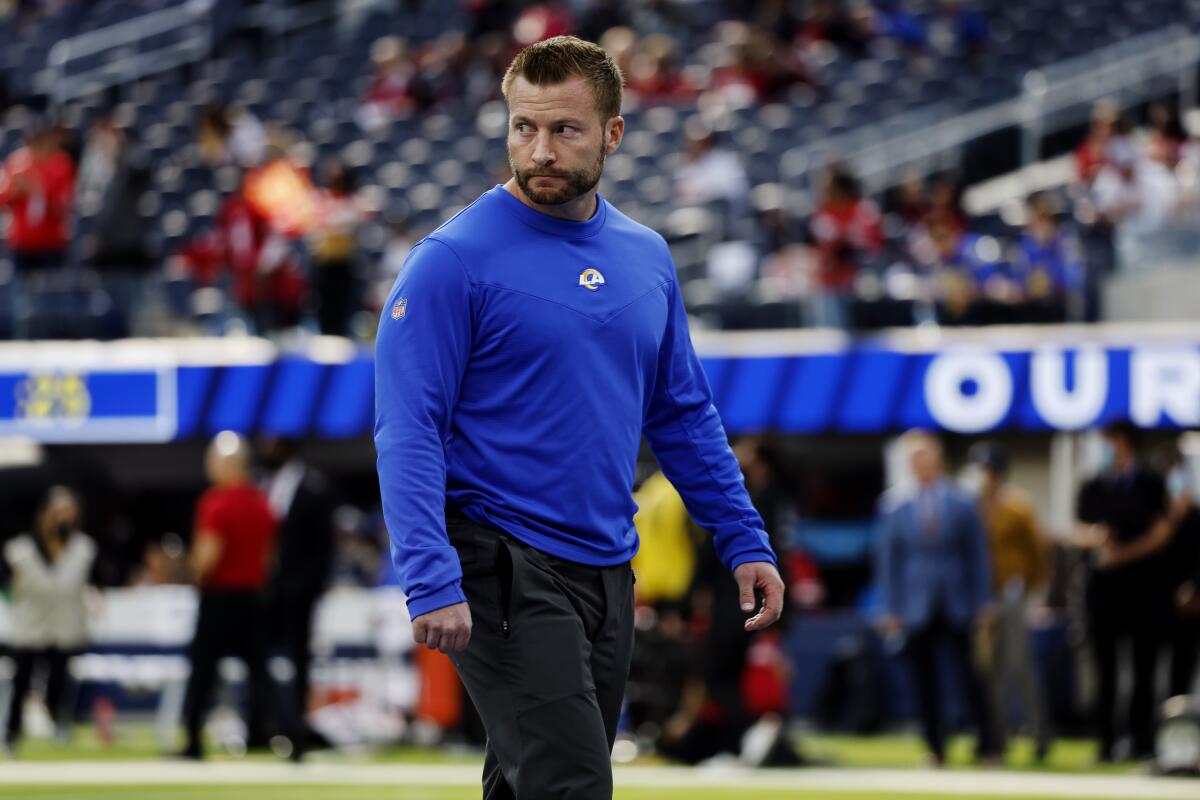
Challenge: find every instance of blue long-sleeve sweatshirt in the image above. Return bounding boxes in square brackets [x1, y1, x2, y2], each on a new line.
[374, 185, 776, 618]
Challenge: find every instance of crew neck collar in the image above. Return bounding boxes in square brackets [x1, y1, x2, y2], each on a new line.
[491, 184, 608, 239]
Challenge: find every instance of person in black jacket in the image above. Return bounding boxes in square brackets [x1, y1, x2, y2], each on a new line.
[76, 110, 154, 335]
[1160, 446, 1200, 698]
[1074, 422, 1172, 761]
[255, 436, 336, 750]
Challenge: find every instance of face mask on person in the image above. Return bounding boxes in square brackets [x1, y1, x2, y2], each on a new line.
[959, 464, 986, 497]
[1168, 467, 1193, 501]
[1097, 441, 1116, 473]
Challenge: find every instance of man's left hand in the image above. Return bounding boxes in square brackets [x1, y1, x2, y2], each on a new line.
[733, 561, 785, 631]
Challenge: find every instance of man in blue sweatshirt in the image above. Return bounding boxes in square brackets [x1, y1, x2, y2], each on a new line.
[374, 35, 782, 799]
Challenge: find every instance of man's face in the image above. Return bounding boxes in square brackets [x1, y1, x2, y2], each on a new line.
[506, 75, 620, 206]
[909, 440, 943, 485]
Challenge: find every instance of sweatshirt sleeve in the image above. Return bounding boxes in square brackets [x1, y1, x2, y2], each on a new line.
[642, 276, 776, 572]
[374, 237, 473, 619]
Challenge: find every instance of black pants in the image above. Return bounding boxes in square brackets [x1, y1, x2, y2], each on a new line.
[5, 647, 74, 746]
[1168, 615, 1200, 698]
[444, 510, 635, 800]
[259, 590, 319, 742]
[1091, 608, 1162, 759]
[904, 610, 996, 760]
[182, 590, 275, 756]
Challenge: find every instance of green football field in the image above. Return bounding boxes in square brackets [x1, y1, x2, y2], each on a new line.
[0, 788, 1152, 800]
[1, 726, 1193, 800]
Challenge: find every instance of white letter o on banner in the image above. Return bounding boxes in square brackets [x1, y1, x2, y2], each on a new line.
[925, 349, 1013, 433]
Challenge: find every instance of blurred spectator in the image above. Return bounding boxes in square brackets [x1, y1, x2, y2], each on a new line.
[936, 0, 991, 56]
[307, 159, 368, 336]
[1074, 101, 1125, 188]
[359, 37, 421, 130]
[631, 470, 697, 607]
[674, 119, 750, 210]
[417, 31, 472, 112]
[2, 486, 95, 754]
[926, 177, 969, 232]
[328, 505, 385, 588]
[1091, 137, 1178, 271]
[910, 216, 1013, 325]
[76, 109, 155, 334]
[874, 0, 927, 51]
[177, 171, 307, 335]
[964, 442, 1051, 762]
[656, 439, 802, 767]
[624, 34, 696, 105]
[370, 214, 419, 324]
[179, 432, 279, 761]
[808, 166, 883, 329]
[257, 435, 335, 752]
[0, 119, 75, 337]
[1145, 101, 1186, 168]
[709, 21, 795, 104]
[799, 0, 872, 59]
[132, 533, 189, 586]
[885, 174, 933, 229]
[1010, 192, 1084, 323]
[1160, 445, 1200, 697]
[1072, 422, 1170, 761]
[876, 431, 997, 766]
[197, 103, 267, 169]
[512, 1, 574, 46]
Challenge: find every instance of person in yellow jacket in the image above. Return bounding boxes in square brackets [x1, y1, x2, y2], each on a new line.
[964, 441, 1052, 762]
[631, 470, 697, 605]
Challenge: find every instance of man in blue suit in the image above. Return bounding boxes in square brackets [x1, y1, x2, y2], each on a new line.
[877, 430, 998, 765]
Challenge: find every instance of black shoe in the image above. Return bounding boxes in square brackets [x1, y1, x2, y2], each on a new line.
[304, 728, 334, 751]
[170, 746, 203, 761]
[762, 738, 805, 767]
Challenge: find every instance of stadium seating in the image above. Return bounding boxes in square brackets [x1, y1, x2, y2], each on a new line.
[1, 0, 1198, 338]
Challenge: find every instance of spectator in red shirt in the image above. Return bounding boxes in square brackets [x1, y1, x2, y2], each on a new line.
[179, 431, 284, 760]
[1074, 101, 1124, 188]
[808, 166, 883, 329]
[0, 123, 75, 269]
[0, 122, 75, 338]
[175, 175, 306, 336]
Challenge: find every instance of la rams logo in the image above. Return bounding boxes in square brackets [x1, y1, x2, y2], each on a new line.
[578, 268, 605, 291]
[391, 297, 408, 320]
[16, 373, 91, 422]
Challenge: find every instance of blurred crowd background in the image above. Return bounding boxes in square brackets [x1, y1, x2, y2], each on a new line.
[1, 0, 1200, 776]
[0, 0, 1198, 340]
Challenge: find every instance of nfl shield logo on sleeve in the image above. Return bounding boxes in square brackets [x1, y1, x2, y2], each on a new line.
[391, 297, 408, 320]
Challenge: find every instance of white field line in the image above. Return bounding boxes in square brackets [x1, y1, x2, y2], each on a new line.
[0, 762, 1198, 798]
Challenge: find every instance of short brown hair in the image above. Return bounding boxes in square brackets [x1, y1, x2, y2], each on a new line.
[501, 36, 624, 121]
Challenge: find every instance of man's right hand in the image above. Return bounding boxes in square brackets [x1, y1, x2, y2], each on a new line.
[412, 602, 472, 653]
[877, 614, 903, 640]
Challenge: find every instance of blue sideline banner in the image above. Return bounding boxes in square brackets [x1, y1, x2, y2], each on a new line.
[0, 342, 178, 442]
[0, 327, 1198, 442]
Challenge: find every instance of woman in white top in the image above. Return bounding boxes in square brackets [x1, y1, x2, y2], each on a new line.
[3, 486, 95, 750]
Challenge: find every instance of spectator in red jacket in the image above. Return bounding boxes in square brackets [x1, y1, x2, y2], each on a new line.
[0, 123, 75, 338]
[808, 166, 883, 329]
[0, 123, 75, 271]
[176, 175, 306, 335]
